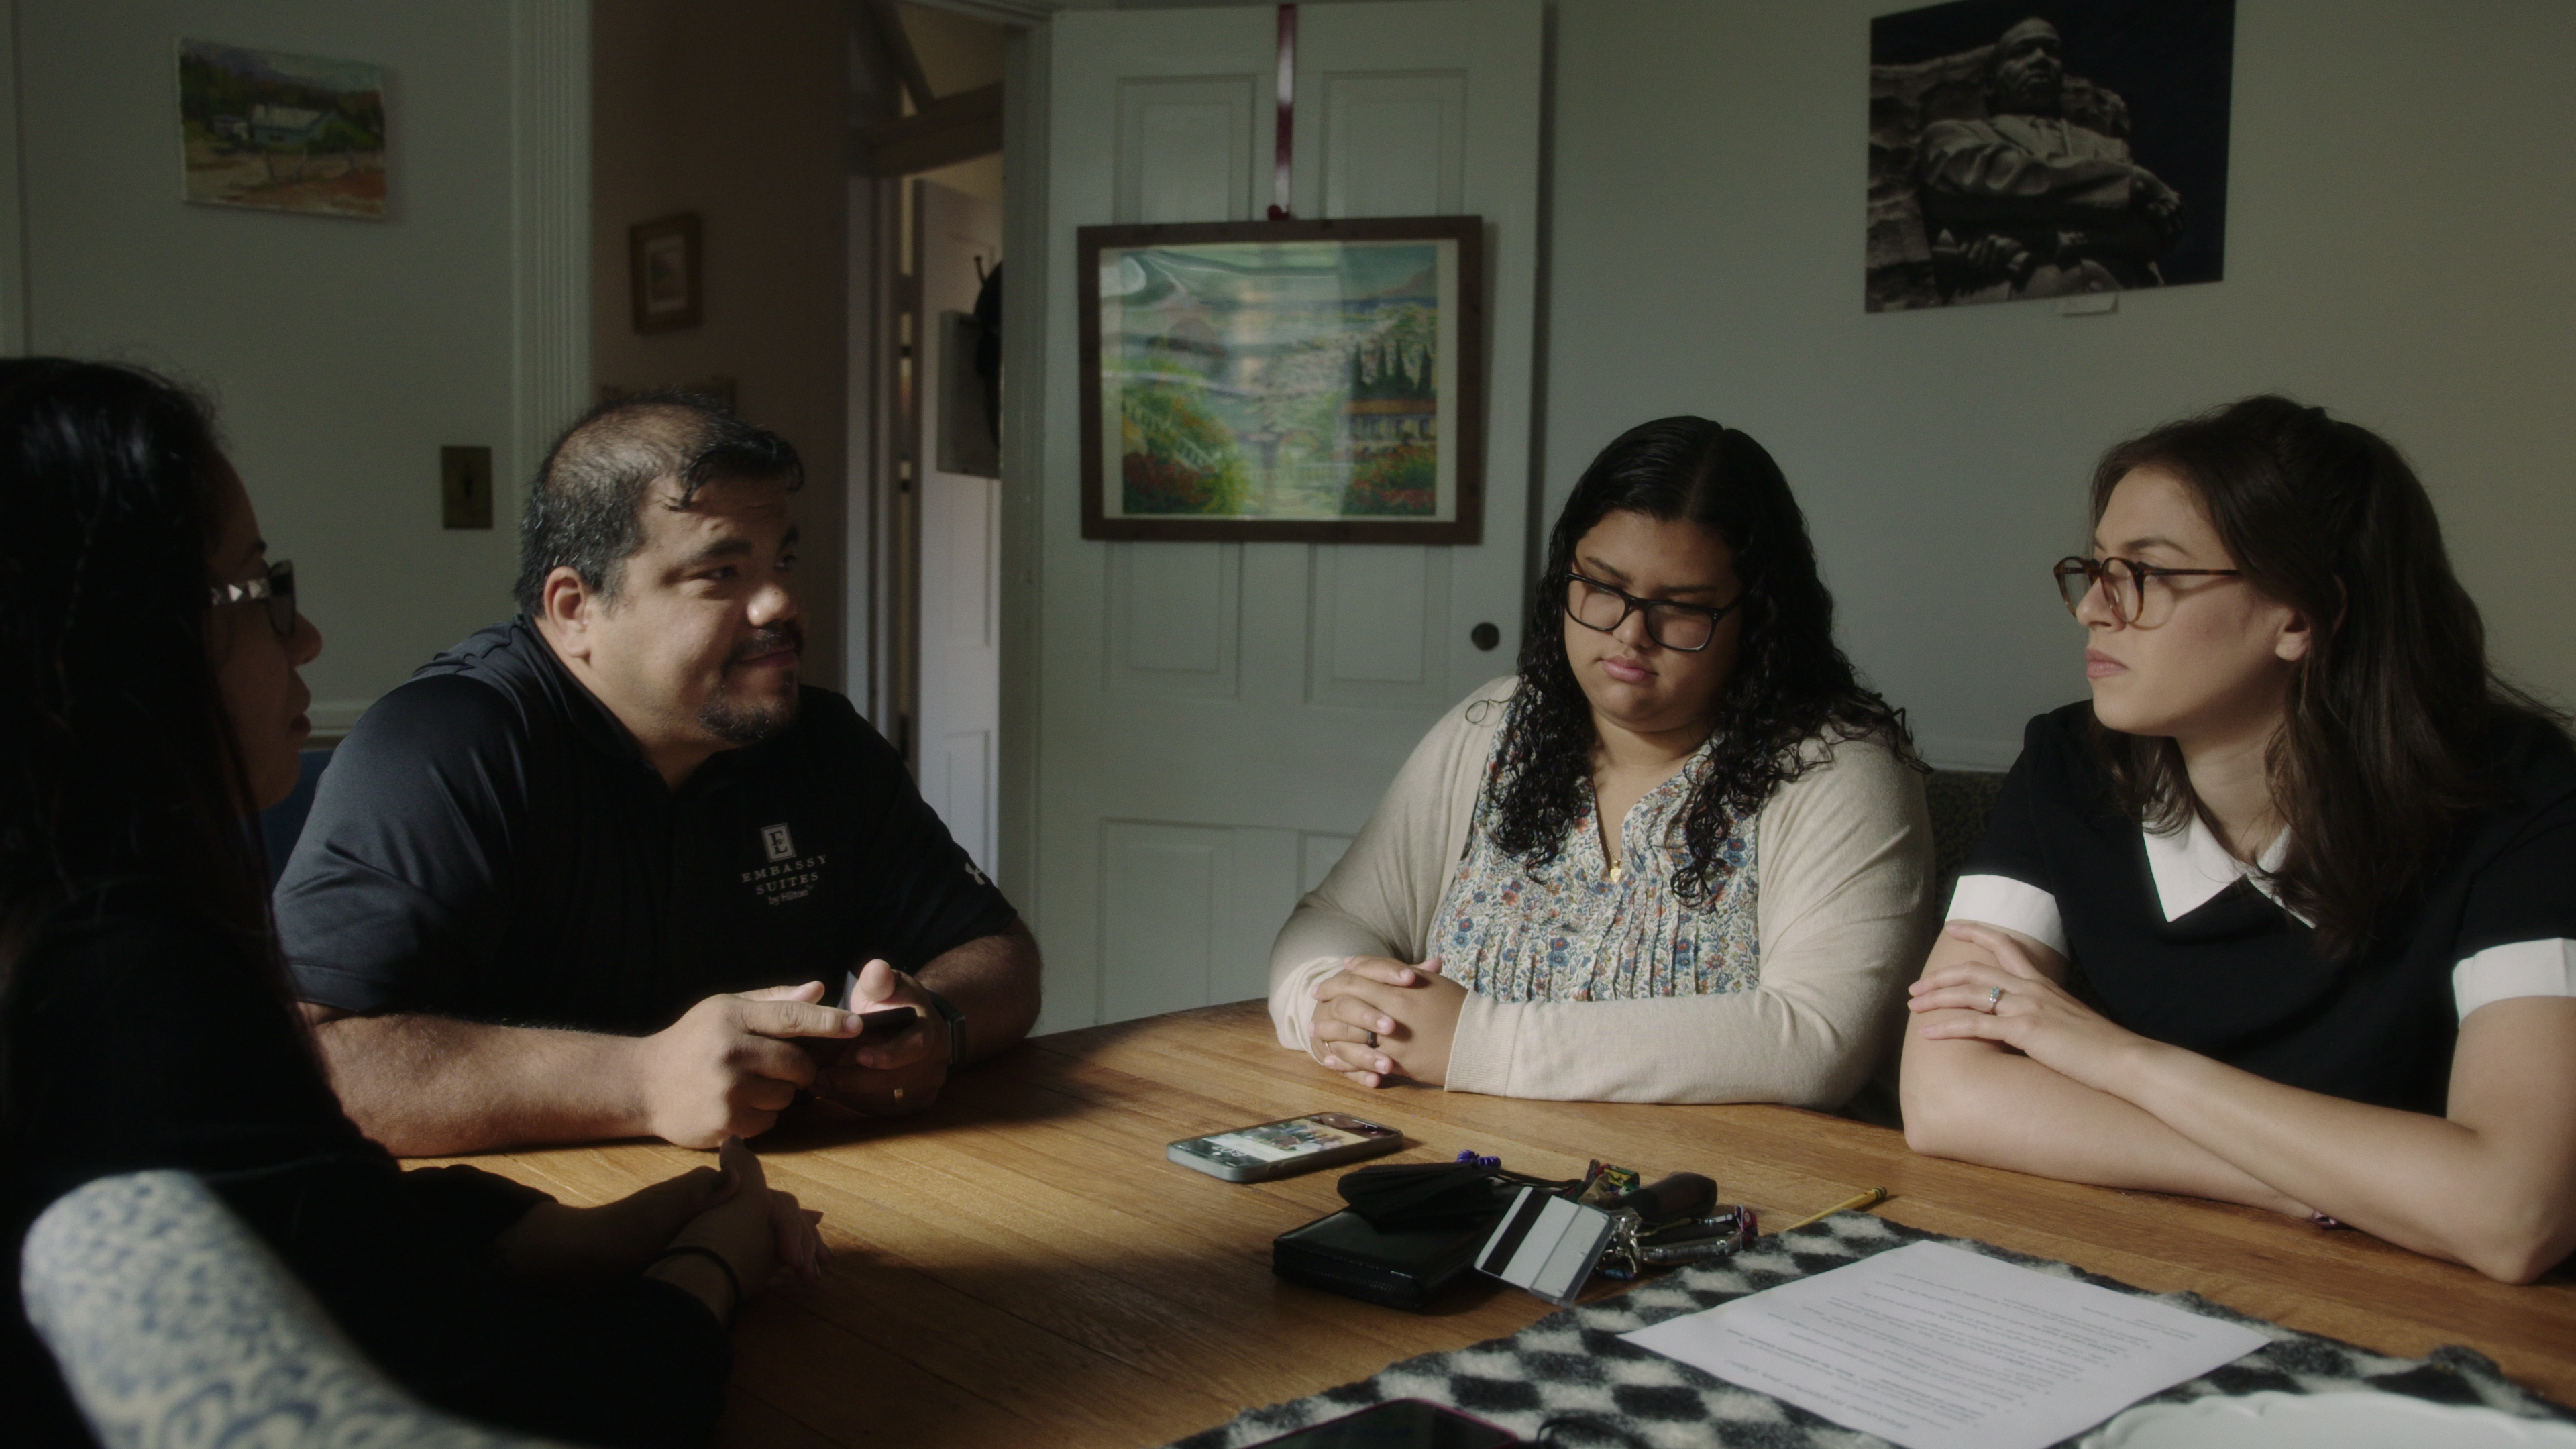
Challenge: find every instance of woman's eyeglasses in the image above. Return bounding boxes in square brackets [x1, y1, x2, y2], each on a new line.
[1562, 571, 1741, 652]
[2053, 555, 2240, 625]
[210, 559, 298, 639]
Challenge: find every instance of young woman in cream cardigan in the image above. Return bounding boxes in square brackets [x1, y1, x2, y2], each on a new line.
[1268, 417, 1937, 1108]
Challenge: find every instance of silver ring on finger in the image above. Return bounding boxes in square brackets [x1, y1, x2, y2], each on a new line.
[1366, 1030, 1379, 1049]
[1986, 985, 2005, 1013]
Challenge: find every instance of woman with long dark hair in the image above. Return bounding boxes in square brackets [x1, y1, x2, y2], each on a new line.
[1266, 417, 1935, 1105]
[1902, 395, 2576, 1283]
[0, 359, 833, 1445]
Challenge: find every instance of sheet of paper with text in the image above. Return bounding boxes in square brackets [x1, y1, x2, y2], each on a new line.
[1621, 1241, 2267, 1449]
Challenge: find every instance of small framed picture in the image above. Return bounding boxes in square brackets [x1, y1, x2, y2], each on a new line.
[629, 213, 702, 333]
[177, 40, 388, 220]
[1079, 215, 1486, 543]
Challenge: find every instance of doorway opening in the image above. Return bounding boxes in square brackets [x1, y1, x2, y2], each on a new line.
[849, 1, 1010, 875]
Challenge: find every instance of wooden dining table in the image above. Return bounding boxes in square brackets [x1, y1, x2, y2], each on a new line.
[425, 1001, 2576, 1448]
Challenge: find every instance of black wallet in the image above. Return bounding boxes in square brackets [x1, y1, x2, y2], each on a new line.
[1271, 1207, 1498, 1310]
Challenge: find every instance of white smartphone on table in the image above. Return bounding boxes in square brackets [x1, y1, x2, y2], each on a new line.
[1167, 1112, 1405, 1183]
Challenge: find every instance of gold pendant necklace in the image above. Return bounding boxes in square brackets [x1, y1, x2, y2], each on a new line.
[1587, 778, 1627, 881]
[1596, 793, 1623, 883]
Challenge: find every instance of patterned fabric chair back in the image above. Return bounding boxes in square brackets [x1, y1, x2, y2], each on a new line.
[21, 1170, 566, 1449]
[1925, 770, 2006, 910]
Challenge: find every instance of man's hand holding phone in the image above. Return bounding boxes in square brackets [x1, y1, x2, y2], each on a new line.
[811, 958, 951, 1116]
[793, 1004, 922, 1067]
[634, 982, 860, 1148]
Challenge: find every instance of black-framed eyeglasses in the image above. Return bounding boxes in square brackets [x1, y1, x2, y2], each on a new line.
[1562, 570, 1741, 652]
[210, 559, 297, 639]
[2053, 555, 2240, 625]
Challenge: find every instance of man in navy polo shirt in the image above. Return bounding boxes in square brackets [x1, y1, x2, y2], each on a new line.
[277, 394, 1040, 1155]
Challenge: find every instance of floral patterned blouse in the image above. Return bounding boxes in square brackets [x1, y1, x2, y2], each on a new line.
[1430, 735, 1761, 1003]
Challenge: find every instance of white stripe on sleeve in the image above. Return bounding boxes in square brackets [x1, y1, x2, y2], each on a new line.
[2453, 938, 2576, 1022]
[1947, 873, 2068, 957]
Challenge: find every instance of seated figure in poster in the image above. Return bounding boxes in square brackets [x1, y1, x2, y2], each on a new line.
[1918, 17, 2186, 302]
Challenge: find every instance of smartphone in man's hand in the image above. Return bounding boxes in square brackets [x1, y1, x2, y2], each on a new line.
[796, 1006, 919, 1068]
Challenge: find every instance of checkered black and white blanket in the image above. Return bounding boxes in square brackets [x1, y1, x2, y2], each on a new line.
[1171, 1212, 2573, 1449]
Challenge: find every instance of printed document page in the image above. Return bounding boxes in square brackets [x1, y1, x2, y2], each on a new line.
[1621, 1241, 2266, 1449]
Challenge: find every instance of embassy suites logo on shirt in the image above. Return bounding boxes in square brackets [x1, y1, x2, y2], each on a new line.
[744, 822, 826, 906]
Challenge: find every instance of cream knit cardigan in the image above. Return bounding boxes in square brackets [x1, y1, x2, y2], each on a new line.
[1266, 677, 1937, 1108]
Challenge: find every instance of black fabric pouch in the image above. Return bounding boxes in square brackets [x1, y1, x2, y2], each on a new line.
[1271, 1208, 1499, 1311]
[1336, 1161, 1509, 1230]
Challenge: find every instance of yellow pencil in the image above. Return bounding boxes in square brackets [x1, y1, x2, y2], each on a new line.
[1769, 1187, 1888, 1236]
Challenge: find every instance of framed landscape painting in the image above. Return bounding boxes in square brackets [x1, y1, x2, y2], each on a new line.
[177, 40, 387, 219]
[1078, 216, 1485, 543]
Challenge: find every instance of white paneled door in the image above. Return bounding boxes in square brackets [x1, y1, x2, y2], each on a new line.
[1028, 1, 1542, 1031]
[914, 180, 1002, 871]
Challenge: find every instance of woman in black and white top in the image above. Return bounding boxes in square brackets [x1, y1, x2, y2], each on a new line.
[1900, 395, 2576, 1284]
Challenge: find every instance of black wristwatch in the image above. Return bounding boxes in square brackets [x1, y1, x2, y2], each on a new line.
[915, 979, 968, 1067]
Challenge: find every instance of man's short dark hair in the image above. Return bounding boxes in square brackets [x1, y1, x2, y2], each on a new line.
[513, 391, 804, 615]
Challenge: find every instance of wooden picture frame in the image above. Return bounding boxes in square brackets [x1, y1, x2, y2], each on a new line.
[177, 40, 389, 219]
[1079, 215, 1485, 543]
[629, 212, 702, 334]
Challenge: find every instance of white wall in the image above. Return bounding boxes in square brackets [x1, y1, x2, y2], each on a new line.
[7, 1, 581, 731]
[1545, 0, 2576, 767]
[591, 0, 851, 690]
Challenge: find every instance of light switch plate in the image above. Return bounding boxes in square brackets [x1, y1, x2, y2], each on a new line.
[441, 445, 494, 529]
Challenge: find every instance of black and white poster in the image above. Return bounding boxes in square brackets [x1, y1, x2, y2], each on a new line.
[1867, 0, 2235, 312]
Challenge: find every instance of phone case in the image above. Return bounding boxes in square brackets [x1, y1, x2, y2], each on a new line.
[1167, 1118, 1404, 1182]
[1166, 1140, 1265, 1181]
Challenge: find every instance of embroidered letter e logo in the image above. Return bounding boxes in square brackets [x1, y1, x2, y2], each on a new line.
[761, 823, 796, 862]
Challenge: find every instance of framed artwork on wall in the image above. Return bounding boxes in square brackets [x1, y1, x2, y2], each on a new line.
[629, 212, 703, 333]
[1077, 215, 1485, 543]
[1866, 0, 2235, 311]
[176, 40, 387, 219]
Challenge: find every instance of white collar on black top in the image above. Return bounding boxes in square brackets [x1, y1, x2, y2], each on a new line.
[2141, 813, 2314, 928]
